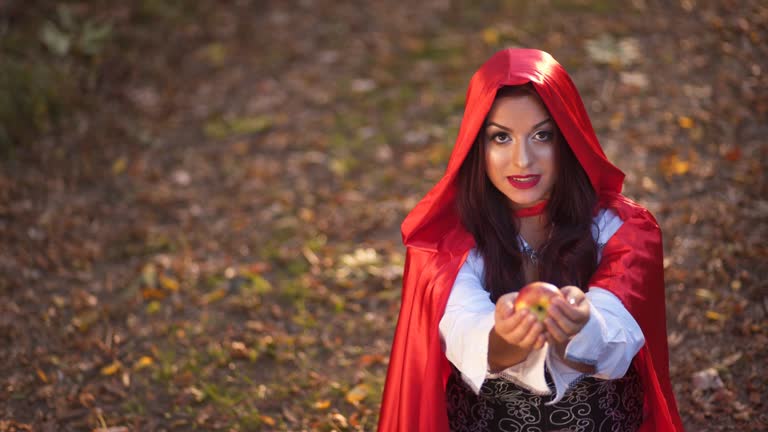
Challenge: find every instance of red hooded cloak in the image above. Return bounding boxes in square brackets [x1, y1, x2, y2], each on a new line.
[378, 49, 683, 431]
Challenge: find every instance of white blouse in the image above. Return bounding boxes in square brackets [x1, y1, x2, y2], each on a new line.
[438, 209, 645, 404]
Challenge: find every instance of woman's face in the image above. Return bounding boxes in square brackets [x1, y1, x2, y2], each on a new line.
[484, 94, 558, 210]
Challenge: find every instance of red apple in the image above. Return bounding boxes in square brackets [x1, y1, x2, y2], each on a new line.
[513, 282, 563, 321]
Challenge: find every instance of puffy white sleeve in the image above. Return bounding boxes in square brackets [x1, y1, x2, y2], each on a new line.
[546, 287, 645, 404]
[439, 250, 554, 395]
[545, 208, 645, 404]
[438, 250, 496, 394]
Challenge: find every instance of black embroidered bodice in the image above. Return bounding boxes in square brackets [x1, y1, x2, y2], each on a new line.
[445, 364, 643, 432]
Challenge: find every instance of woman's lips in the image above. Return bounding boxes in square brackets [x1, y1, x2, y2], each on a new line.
[507, 175, 541, 190]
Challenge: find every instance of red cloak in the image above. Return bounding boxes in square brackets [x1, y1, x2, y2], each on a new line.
[378, 49, 684, 431]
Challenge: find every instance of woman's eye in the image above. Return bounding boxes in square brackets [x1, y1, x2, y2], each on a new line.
[533, 130, 554, 141]
[492, 133, 511, 144]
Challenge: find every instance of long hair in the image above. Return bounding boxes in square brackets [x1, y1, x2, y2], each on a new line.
[456, 85, 599, 302]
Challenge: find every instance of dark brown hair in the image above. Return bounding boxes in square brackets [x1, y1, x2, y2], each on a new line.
[456, 85, 599, 302]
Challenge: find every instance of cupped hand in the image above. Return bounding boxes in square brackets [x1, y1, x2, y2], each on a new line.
[492, 292, 547, 352]
[543, 285, 590, 345]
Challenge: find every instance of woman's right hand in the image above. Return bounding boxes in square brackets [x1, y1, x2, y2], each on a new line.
[488, 292, 547, 371]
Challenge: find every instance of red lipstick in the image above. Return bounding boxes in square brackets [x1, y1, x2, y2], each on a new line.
[507, 175, 541, 189]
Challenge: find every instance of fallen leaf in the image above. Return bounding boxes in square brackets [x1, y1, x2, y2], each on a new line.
[692, 368, 724, 391]
[141, 263, 157, 287]
[134, 356, 153, 370]
[260, 415, 276, 426]
[159, 274, 180, 291]
[72, 310, 100, 332]
[313, 399, 331, 410]
[101, 361, 121, 376]
[660, 154, 690, 176]
[620, 71, 649, 88]
[677, 116, 694, 129]
[331, 413, 349, 428]
[585, 35, 641, 67]
[111, 157, 127, 175]
[705, 310, 725, 321]
[186, 386, 206, 402]
[146, 301, 161, 314]
[92, 427, 129, 432]
[723, 147, 742, 161]
[358, 353, 385, 367]
[345, 383, 369, 406]
[715, 351, 743, 369]
[36, 368, 48, 383]
[200, 288, 227, 305]
[482, 27, 500, 46]
[200, 42, 228, 66]
[142, 287, 166, 300]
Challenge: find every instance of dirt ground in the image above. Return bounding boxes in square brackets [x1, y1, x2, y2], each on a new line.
[1, 0, 766, 430]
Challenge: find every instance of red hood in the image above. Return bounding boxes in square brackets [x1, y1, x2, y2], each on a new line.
[401, 48, 626, 252]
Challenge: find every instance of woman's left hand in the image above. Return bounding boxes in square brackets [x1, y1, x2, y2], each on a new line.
[543, 285, 590, 346]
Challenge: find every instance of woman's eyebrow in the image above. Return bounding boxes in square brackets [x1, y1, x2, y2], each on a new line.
[486, 118, 553, 131]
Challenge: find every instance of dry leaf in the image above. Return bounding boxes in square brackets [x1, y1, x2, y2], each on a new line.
[331, 413, 349, 428]
[159, 274, 180, 291]
[482, 27, 500, 46]
[260, 415, 276, 426]
[345, 383, 369, 406]
[142, 288, 166, 300]
[358, 353, 385, 367]
[660, 154, 690, 176]
[36, 368, 48, 383]
[313, 399, 331, 410]
[200, 288, 227, 305]
[723, 147, 742, 161]
[677, 116, 694, 129]
[134, 356, 153, 370]
[705, 310, 725, 321]
[692, 368, 724, 390]
[92, 427, 129, 432]
[101, 361, 121, 376]
[111, 157, 127, 175]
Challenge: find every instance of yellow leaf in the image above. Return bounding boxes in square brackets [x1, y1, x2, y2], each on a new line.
[345, 383, 369, 406]
[36, 368, 48, 383]
[201, 42, 228, 66]
[677, 116, 694, 128]
[313, 399, 331, 410]
[705, 310, 725, 321]
[482, 27, 500, 46]
[159, 274, 179, 292]
[134, 356, 154, 370]
[142, 287, 166, 300]
[112, 157, 127, 174]
[101, 361, 121, 376]
[260, 415, 276, 426]
[141, 263, 157, 287]
[659, 154, 690, 176]
[200, 288, 227, 305]
[146, 300, 161, 314]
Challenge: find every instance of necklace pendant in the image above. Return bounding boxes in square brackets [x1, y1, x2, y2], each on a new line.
[521, 244, 538, 263]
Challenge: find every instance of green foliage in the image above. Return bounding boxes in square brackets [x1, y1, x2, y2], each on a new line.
[0, 3, 113, 156]
[0, 56, 70, 155]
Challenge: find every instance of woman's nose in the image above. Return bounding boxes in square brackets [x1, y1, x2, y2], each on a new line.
[512, 138, 532, 168]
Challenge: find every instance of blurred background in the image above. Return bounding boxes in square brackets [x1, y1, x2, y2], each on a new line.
[1, 0, 765, 430]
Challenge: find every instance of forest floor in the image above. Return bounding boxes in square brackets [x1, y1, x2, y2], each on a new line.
[1, 1, 766, 431]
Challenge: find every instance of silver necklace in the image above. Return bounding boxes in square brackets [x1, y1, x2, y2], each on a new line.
[520, 243, 539, 263]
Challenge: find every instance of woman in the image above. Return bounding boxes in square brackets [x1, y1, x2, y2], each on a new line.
[378, 49, 683, 431]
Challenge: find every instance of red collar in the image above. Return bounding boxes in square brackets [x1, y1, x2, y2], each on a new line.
[514, 200, 548, 218]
